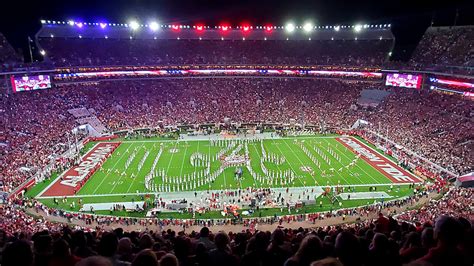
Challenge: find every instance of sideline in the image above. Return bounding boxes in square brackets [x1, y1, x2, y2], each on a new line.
[26, 192, 438, 232]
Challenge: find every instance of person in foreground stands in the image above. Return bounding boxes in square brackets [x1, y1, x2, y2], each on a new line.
[48, 239, 81, 266]
[98, 232, 130, 266]
[208, 232, 238, 266]
[284, 235, 324, 266]
[414, 215, 471, 266]
[197, 227, 216, 251]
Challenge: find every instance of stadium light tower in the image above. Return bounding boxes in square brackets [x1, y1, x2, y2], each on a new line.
[303, 22, 313, 32]
[129, 20, 140, 31]
[149, 21, 159, 31]
[285, 23, 295, 33]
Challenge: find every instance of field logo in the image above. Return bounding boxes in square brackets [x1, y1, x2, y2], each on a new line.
[60, 144, 118, 187]
[337, 137, 420, 183]
[41, 142, 121, 197]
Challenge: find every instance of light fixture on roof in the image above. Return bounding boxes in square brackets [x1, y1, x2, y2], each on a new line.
[285, 23, 295, 33]
[40, 50, 46, 56]
[129, 20, 139, 30]
[149, 21, 159, 31]
[334, 26, 340, 32]
[303, 22, 313, 32]
[354, 24, 362, 32]
[68, 20, 75, 26]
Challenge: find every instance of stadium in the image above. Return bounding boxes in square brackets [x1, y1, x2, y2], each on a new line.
[0, 1, 473, 265]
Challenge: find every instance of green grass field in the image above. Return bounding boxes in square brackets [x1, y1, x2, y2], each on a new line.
[34, 134, 417, 219]
[76, 136, 393, 195]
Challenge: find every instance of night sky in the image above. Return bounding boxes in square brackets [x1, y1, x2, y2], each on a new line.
[0, 0, 472, 61]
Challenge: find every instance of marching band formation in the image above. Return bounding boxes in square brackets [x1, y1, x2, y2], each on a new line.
[113, 138, 361, 194]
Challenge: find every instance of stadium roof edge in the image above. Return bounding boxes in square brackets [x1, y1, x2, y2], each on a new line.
[37, 24, 394, 41]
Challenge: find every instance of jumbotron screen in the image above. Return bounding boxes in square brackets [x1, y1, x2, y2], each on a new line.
[385, 73, 422, 89]
[11, 75, 52, 93]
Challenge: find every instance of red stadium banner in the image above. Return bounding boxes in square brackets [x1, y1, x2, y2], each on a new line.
[336, 137, 421, 183]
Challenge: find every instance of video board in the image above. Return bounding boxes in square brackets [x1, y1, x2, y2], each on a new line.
[385, 73, 422, 89]
[11, 75, 52, 93]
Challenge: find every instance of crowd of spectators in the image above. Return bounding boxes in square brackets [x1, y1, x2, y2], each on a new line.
[359, 89, 473, 175]
[0, 187, 472, 266]
[38, 38, 392, 67]
[409, 26, 474, 74]
[0, 29, 472, 266]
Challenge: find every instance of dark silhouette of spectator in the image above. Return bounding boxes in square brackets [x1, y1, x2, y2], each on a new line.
[241, 231, 271, 266]
[335, 231, 362, 266]
[197, 227, 216, 251]
[415, 215, 470, 266]
[48, 239, 81, 266]
[2, 240, 34, 266]
[159, 253, 179, 266]
[285, 235, 324, 266]
[131, 249, 159, 266]
[209, 232, 238, 266]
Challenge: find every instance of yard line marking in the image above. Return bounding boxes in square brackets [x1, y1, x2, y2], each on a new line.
[326, 138, 382, 184]
[125, 144, 151, 193]
[90, 142, 133, 195]
[179, 141, 189, 177]
[303, 140, 350, 184]
[311, 140, 363, 184]
[272, 138, 308, 187]
[165, 141, 179, 174]
[249, 143, 264, 188]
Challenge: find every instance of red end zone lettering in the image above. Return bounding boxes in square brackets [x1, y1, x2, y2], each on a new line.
[336, 137, 421, 183]
[41, 142, 121, 196]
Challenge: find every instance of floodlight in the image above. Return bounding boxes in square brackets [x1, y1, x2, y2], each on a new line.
[40, 50, 46, 56]
[285, 23, 295, 32]
[354, 24, 362, 32]
[149, 21, 159, 31]
[334, 26, 340, 31]
[303, 22, 313, 32]
[129, 20, 139, 30]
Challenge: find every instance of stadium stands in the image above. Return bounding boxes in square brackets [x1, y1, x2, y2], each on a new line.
[1, 78, 472, 196]
[0, 186, 472, 266]
[0, 21, 472, 266]
[38, 38, 393, 67]
[0, 33, 22, 69]
[409, 26, 474, 74]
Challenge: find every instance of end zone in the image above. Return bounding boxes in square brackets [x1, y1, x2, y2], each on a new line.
[40, 142, 121, 197]
[336, 137, 421, 183]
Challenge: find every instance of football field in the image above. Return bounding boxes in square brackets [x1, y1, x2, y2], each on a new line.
[79, 137, 394, 195]
[34, 134, 421, 218]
